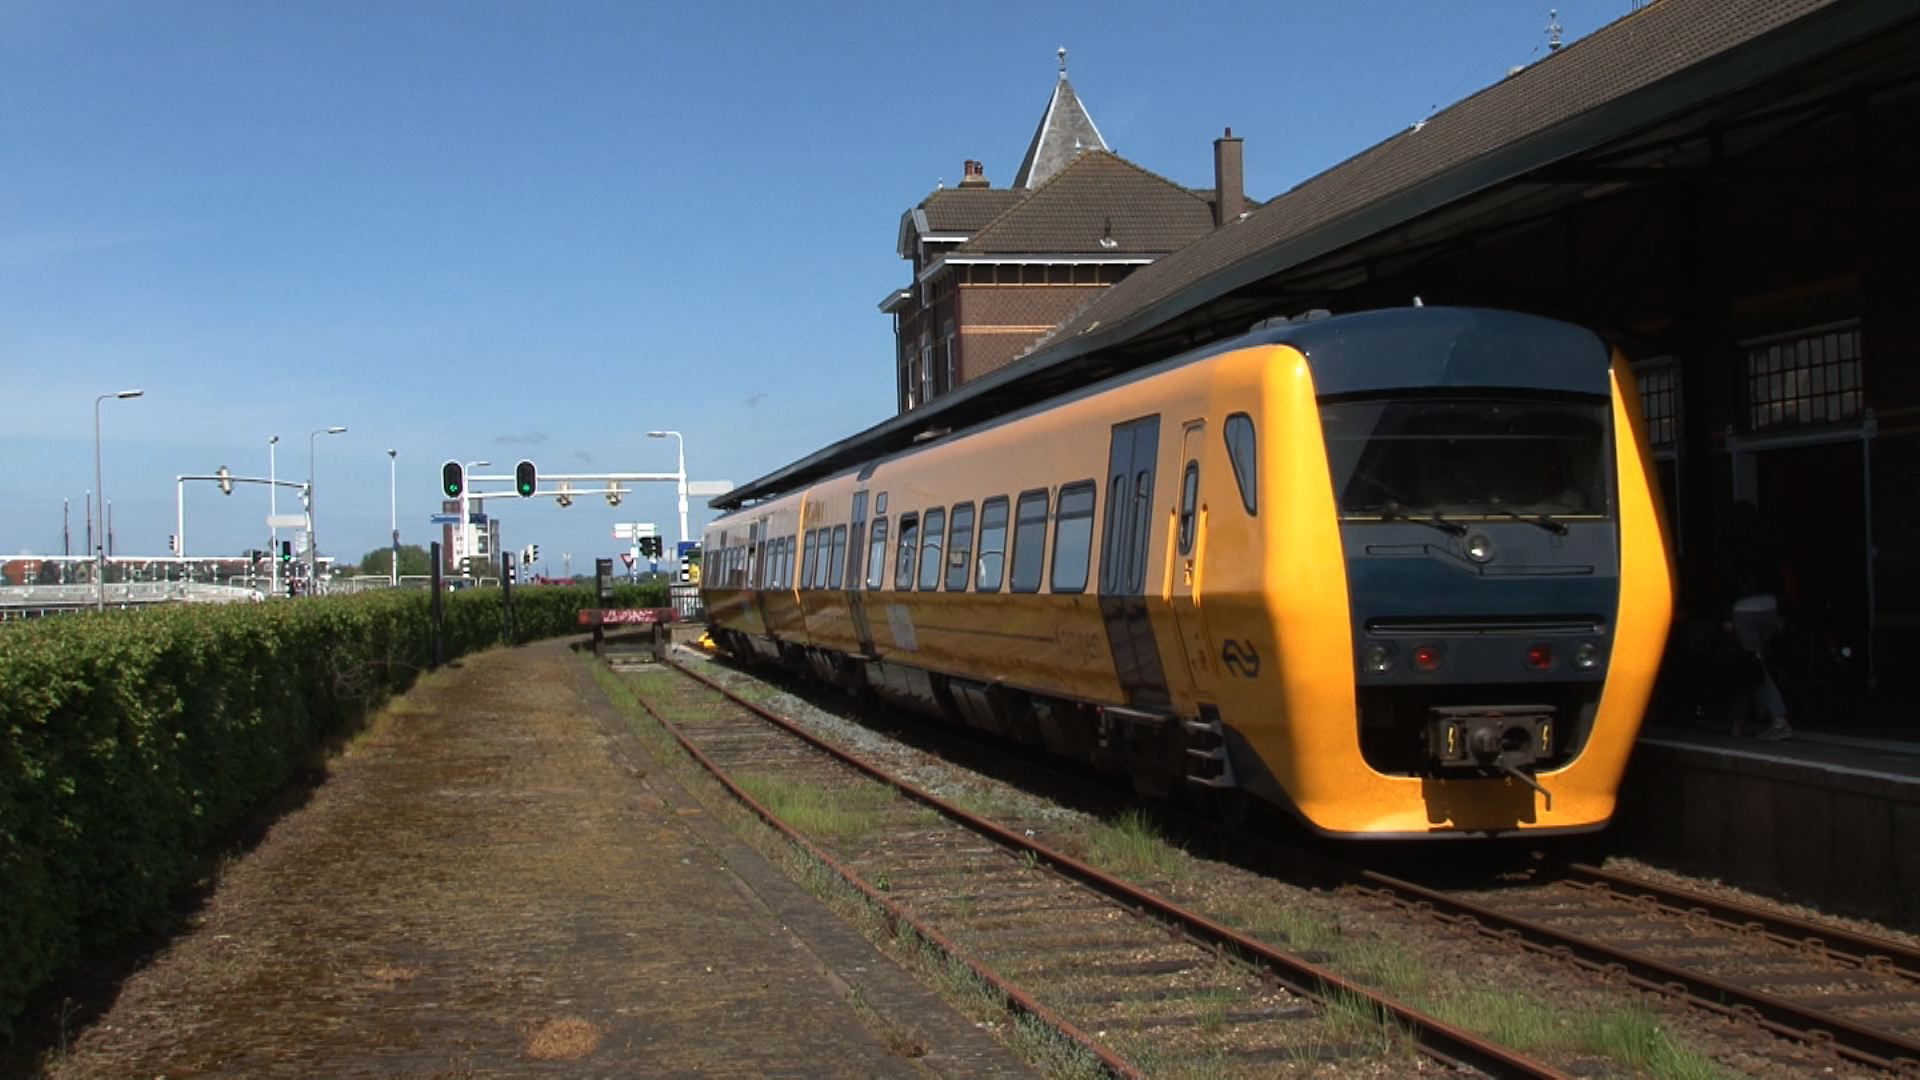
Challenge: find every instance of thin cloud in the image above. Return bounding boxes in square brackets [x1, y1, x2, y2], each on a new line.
[494, 432, 549, 445]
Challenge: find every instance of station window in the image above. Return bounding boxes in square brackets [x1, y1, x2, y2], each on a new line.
[1050, 482, 1096, 593]
[895, 513, 920, 590]
[1635, 358, 1681, 453]
[1179, 461, 1200, 555]
[976, 497, 1008, 592]
[946, 503, 975, 591]
[1010, 490, 1049, 594]
[1743, 323, 1863, 431]
[918, 508, 946, 589]
[828, 525, 848, 589]
[865, 517, 889, 589]
[1224, 413, 1258, 514]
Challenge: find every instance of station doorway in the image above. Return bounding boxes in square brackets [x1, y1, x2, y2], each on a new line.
[1730, 427, 1876, 714]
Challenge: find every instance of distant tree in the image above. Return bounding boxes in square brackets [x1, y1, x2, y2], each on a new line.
[358, 544, 435, 577]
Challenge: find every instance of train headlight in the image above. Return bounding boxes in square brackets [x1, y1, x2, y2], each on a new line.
[1464, 533, 1495, 563]
[1412, 644, 1444, 673]
[1572, 642, 1601, 670]
[1362, 643, 1394, 674]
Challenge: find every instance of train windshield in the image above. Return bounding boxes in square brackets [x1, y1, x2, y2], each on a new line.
[1320, 396, 1610, 519]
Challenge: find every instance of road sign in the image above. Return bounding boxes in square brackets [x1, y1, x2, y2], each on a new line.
[267, 513, 306, 529]
[620, 551, 635, 568]
[687, 480, 733, 497]
[613, 522, 658, 540]
[428, 514, 461, 525]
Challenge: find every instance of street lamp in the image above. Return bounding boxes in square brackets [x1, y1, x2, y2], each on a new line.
[462, 459, 490, 574]
[94, 389, 144, 610]
[387, 448, 399, 586]
[308, 426, 347, 595]
[648, 430, 687, 556]
[268, 435, 280, 597]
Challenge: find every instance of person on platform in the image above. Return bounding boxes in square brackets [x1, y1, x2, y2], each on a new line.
[1720, 501, 1794, 741]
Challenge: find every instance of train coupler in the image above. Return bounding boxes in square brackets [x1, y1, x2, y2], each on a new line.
[1427, 705, 1555, 810]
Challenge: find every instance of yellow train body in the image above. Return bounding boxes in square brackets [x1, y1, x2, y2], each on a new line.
[704, 308, 1673, 838]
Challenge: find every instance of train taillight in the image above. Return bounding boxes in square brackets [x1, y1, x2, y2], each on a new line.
[1525, 644, 1555, 670]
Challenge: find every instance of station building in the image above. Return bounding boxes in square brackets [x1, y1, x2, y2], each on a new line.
[755, 0, 1917, 725]
[881, 51, 1254, 414]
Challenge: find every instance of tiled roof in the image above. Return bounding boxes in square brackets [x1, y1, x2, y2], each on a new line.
[917, 188, 1025, 234]
[1029, 0, 1849, 360]
[1012, 72, 1109, 190]
[957, 151, 1216, 257]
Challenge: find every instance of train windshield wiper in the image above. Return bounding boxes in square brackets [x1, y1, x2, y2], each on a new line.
[1380, 506, 1466, 536]
[1497, 510, 1569, 536]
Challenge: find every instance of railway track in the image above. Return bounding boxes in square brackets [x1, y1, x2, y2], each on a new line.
[609, 645, 1567, 1078]
[1353, 862, 1920, 1073]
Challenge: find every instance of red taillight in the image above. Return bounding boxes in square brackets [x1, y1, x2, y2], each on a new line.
[1413, 644, 1443, 672]
[1526, 643, 1554, 670]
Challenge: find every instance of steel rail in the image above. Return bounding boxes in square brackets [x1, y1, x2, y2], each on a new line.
[658, 651, 1571, 1080]
[609, 665, 1142, 1079]
[1358, 869, 1920, 1073]
[1561, 862, 1920, 980]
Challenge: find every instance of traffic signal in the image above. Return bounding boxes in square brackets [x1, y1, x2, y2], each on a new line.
[515, 460, 537, 497]
[168, 534, 179, 555]
[459, 556, 473, 576]
[605, 480, 623, 507]
[216, 465, 233, 496]
[643, 536, 663, 558]
[526, 543, 539, 565]
[442, 460, 464, 499]
[280, 540, 293, 563]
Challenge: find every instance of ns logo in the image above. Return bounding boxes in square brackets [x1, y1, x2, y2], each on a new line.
[1220, 638, 1262, 678]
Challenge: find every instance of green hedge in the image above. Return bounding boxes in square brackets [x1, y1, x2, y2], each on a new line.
[0, 582, 665, 1035]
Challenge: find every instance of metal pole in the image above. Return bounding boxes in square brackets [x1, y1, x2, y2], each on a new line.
[269, 435, 279, 598]
[94, 389, 143, 611]
[176, 477, 186, 557]
[388, 448, 399, 587]
[649, 430, 688, 557]
[309, 426, 346, 596]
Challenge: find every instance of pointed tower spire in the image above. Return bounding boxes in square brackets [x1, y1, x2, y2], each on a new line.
[1013, 47, 1109, 190]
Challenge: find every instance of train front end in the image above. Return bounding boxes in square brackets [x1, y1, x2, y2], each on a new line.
[1240, 309, 1672, 837]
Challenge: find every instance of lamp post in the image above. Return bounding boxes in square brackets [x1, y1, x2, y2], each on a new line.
[308, 426, 347, 595]
[94, 389, 144, 610]
[387, 448, 399, 586]
[268, 435, 280, 597]
[647, 430, 687, 555]
[462, 459, 490, 573]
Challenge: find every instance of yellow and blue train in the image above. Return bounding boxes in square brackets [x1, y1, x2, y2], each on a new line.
[702, 307, 1673, 837]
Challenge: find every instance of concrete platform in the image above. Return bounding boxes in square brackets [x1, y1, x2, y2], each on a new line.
[47, 640, 1034, 1078]
[1612, 723, 1920, 926]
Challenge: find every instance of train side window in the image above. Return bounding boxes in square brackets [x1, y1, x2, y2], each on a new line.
[800, 532, 819, 591]
[917, 508, 946, 590]
[1225, 412, 1258, 515]
[783, 536, 795, 588]
[945, 502, 975, 591]
[1129, 470, 1152, 590]
[976, 497, 1008, 592]
[895, 513, 919, 590]
[1179, 461, 1200, 554]
[1010, 490, 1049, 594]
[829, 525, 848, 588]
[866, 517, 889, 589]
[1050, 482, 1096, 593]
[814, 531, 833, 589]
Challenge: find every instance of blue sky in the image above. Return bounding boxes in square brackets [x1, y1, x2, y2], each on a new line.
[1, 1, 1618, 575]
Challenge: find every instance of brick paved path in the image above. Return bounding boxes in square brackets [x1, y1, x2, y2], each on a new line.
[48, 641, 1032, 1079]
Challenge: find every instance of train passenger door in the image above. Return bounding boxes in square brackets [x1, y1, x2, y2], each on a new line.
[1169, 422, 1217, 700]
[1100, 416, 1172, 710]
[846, 490, 877, 655]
